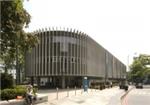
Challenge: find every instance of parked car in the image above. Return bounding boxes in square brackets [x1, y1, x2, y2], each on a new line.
[119, 84, 124, 89]
[124, 85, 128, 91]
[135, 83, 143, 89]
[119, 81, 128, 90]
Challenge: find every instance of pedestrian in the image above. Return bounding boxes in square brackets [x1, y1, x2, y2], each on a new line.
[110, 82, 113, 88]
[26, 84, 35, 105]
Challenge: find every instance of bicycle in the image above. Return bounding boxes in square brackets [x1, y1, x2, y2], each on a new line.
[24, 94, 36, 105]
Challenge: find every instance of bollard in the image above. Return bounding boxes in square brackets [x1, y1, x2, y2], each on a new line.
[75, 86, 76, 96]
[56, 87, 58, 100]
[81, 86, 83, 94]
[67, 86, 69, 97]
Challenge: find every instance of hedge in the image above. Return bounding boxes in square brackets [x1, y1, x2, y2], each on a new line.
[0, 85, 37, 100]
[1, 88, 26, 100]
[1, 85, 26, 100]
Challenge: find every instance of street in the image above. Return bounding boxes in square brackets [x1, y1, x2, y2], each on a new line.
[122, 86, 150, 105]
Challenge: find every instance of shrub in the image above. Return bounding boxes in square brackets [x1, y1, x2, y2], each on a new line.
[1, 89, 17, 100]
[15, 85, 26, 90]
[0, 85, 37, 100]
[14, 85, 27, 96]
[1, 86, 26, 100]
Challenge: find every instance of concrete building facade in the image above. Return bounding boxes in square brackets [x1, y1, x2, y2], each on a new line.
[25, 28, 126, 88]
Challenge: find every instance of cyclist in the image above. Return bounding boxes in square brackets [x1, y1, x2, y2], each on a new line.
[26, 84, 35, 105]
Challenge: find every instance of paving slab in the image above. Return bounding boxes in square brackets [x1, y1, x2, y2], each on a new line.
[36, 87, 126, 105]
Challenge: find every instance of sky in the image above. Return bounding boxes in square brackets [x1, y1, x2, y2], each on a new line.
[23, 0, 150, 67]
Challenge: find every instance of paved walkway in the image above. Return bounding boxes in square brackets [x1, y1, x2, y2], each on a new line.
[36, 86, 126, 105]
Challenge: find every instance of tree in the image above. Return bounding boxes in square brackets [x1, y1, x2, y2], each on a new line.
[0, 0, 38, 84]
[128, 54, 150, 83]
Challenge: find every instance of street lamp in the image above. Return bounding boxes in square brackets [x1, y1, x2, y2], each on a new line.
[127, 52, 137, 72]
[127, 55, 129, 72]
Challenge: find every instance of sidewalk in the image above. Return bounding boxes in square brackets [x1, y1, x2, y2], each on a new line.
[36, 86, 126, 105]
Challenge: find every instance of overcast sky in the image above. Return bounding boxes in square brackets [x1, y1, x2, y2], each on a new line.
[23, 0, 150, 66]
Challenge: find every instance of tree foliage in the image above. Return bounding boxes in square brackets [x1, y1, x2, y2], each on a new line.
[128, 54, 150, 83]
[0, 0, 38, 72]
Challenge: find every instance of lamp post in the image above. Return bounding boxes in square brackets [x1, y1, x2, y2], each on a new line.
[127, 55, 130, 72]
[127, 52, 138, 72]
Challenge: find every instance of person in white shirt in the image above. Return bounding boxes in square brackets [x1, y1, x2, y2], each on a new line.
[26, 84, 34, 105]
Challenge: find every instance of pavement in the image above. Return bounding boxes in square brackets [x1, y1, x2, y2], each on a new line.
[36, 86, 128, 105]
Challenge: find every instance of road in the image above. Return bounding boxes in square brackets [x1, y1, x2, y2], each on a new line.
[122, 87, 150, 105]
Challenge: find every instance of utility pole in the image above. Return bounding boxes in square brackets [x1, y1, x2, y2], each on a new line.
[105, 52, 108, 86]
[127, 55, 130, 72]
